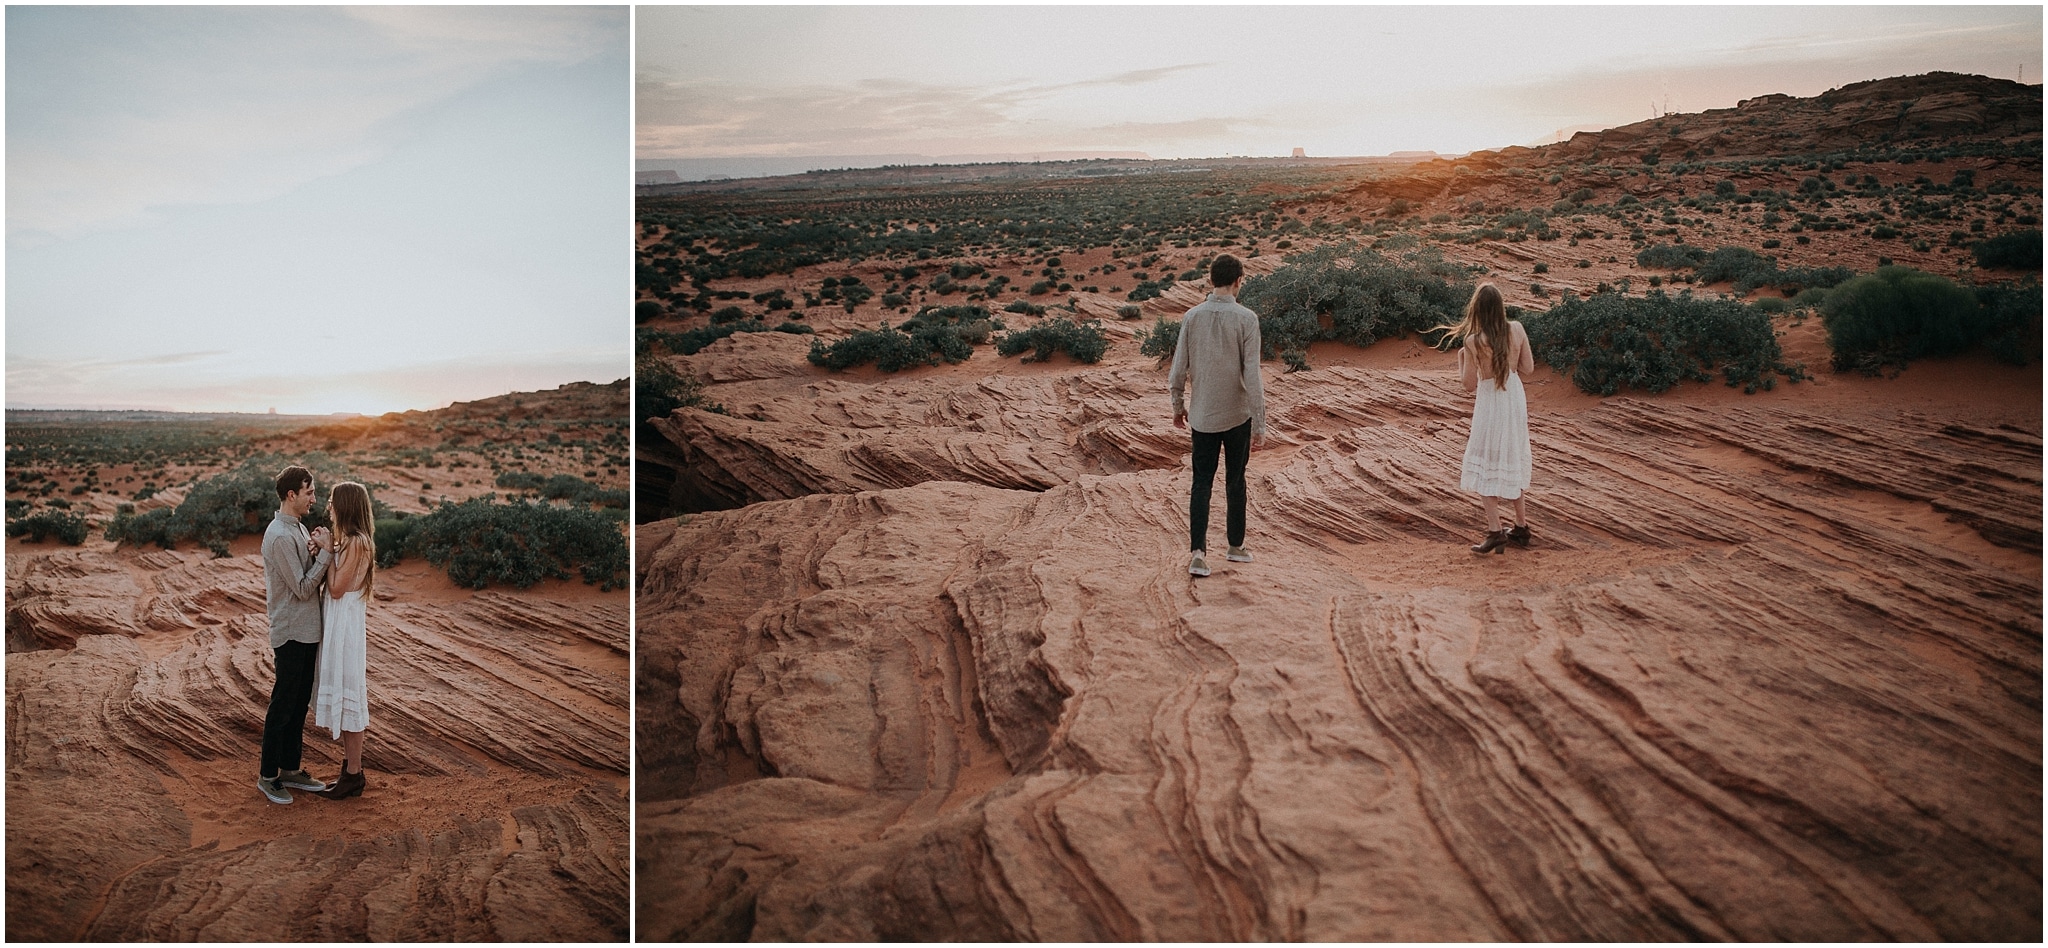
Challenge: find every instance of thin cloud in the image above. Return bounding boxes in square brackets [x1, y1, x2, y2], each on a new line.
[640, 65, 1236, 159]
[8, 6, 625, 244]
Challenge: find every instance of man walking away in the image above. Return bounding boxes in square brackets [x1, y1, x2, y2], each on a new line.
[257, 465, 333, 804]
[1169, 253, 1267, 577]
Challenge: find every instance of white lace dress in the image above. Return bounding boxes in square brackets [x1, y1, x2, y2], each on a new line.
[314, 546, 370, 737]
[1460, 357, 1533, 500]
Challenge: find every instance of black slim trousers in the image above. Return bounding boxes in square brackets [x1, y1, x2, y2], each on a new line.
[1189, 418, 1252, 552]
[260, 639, 319, 778]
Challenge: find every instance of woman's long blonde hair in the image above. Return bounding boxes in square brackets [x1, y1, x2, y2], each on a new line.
[328, 481, 376, 597]
[1433, 283, 1513, 390]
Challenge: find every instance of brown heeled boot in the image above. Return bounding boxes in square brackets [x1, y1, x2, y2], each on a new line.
[317, 766, 365, 799]
[1472, 527, 1511, 555]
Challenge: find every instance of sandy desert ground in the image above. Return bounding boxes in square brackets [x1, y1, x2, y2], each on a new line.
[6, 382, 628, 940]
[635, 74, 2041, 940]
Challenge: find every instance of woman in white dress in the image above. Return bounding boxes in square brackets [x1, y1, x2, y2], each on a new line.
[314, 481, 375, 798]
[1439, 284, 1534, 554]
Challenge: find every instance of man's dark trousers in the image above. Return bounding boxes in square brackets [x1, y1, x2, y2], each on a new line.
[1190, 418, 1252, 552]
[259, 639, 318, 778]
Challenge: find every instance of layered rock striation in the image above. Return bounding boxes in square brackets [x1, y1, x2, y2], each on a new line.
[6, 549, 628, 941]
[639, 355, 2041, 940]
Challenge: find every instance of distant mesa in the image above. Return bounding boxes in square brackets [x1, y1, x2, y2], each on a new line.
[1292, 147, 1308, 158]
[635, 170, 682, 186]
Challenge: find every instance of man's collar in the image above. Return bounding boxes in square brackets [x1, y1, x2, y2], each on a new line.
[1207, 291, 1237, 303]
[275, 509, 302, 525]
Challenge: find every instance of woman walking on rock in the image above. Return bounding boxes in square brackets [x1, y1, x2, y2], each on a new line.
[1439, 283, 1534, 553]
[314, 481, 376, 797]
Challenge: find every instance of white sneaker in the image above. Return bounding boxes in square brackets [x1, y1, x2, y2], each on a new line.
[1188, 550, 1210, 577]
[1226, 545, 1253, 563]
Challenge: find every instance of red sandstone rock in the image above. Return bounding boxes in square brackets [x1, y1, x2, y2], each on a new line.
[5, 546, 628, 941]
[638, 339, 2041, 940]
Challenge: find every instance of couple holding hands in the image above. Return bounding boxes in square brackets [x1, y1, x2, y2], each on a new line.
[254, 465, 378, 805]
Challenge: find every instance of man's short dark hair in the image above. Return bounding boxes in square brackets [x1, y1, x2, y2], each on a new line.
[275, 465, 313, 502]
[1210, 254, 1244, 288]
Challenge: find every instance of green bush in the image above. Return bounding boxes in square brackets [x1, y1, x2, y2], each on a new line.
[1526, 290, 1804, 395]
[807, 306, 1000, 372]
[160, 461, 339, 556]
[496, 471, 547, 491]
[1973, 230, 2042, 270]
[373, 517, 415, 568]
[106, 507, 175, 549]
[637, 319, 811, 358]
[8, 510, 90, 545]
[1978, 284, 2043, 365]
[405, 497, 627, 591]
[808, 324, 959, 372]
[1136, 315, 1181, 365]
[1004, 299, 1045, 317]
[637, 354, 715, 433]
[1821, 266, 1985, 373]
[635, 300, 668, 323]
[1238, 241, 1472, 364]
[1637, 243, 1707, 270]
[1688, 246, 1854, 295]
[995, 317, 1109, 364]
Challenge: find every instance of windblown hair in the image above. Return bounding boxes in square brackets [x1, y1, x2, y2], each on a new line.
[1433, 283, 1514, 390]
[327, 481, 377, 597]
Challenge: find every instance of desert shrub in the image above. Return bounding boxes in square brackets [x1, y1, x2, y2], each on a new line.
[1973, 230, 2042, 270]
[709, 305, 750, 324]
[807, 309, 994, 373]
[1820, 266, 1986, 373]
[1004, 299, 1046, 317]
[1126, 274, 1178, 302]
[635, 300, 669, 323]
[996, 317, 1109, 364]
[1752, 296, 1790, 314]
[637, 354, 715, 437]
[169, 463, 294, 556]
[637, 319, 811, 358]
[1636, 243, 1707, 270]
[808, 326, 930, 372]
[1136, 315, 1182, 365]
[1117, 304, 1143, 319]
[1792, 286, 1831, 309]
[1526, 290, 1804, 395]
[1238, 241, 1472, 365]
[404, 497, 626, 591]
[106, 507, 175, 549]
[904, 304, 999, 337]
[1692, 246, 1854, 294]
[372, 517, 417, 568]
[1977, 284, 2043, 365]
[496, 471, 547, 492]
[8, 510, 90, 545]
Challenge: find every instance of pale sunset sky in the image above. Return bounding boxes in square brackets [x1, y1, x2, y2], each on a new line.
[638, 4, 2041, 174]
[8, 5, 628, 415]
